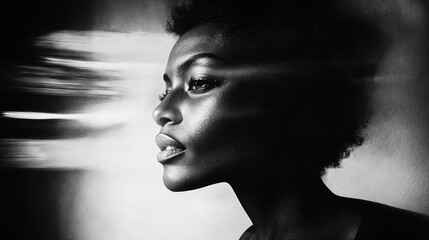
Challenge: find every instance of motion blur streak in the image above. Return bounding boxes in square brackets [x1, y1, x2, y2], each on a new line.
[3, 111, 135, 127]
[0, 30, 251, 240]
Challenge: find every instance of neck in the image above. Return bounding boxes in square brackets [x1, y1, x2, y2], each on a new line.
[230, 175, 355, 240]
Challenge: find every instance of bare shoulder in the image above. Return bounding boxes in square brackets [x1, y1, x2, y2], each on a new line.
[352, 199, 429, 239]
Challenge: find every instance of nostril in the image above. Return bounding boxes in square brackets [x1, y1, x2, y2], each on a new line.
[158, 116, 173, 126]
[152, 108, 168, 126]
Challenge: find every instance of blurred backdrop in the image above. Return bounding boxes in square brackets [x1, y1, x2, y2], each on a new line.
[0, 0, 428, 239]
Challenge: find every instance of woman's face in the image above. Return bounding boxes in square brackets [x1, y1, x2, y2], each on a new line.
[153, 25, 300, 191]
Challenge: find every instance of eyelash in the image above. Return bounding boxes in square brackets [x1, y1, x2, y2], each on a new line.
[158, 77, 218, 101]
[158, 89, 170, 101]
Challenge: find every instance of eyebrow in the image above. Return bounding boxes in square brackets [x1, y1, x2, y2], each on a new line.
[177, 53, 227, 73]
[163, 53, 227, 82]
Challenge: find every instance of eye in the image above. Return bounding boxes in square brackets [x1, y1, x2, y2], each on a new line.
[188, 77, 218, 93]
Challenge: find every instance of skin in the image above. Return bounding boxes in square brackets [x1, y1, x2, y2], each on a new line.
[153, 25, 363, 240]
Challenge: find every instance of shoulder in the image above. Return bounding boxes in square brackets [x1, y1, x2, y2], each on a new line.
[354, 200, 429, 240]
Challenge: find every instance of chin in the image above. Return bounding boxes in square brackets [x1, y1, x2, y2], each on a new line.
[162, 165, 218, 192]
[163, 176, 192, 192]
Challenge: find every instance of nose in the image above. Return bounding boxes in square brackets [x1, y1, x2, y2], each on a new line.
[152, 97, 183, 127]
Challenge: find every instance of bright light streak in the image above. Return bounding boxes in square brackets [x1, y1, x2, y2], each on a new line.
[4, 111, 85, 120]
[2, 110, 135, 127]
[44, 57, 159, 71]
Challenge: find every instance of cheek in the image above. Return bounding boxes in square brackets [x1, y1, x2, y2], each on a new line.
[181, 96, 219, 142]
[182, 92, 267, 164]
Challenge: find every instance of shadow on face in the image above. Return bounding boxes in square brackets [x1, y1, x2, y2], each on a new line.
[153, 23, 378, 191]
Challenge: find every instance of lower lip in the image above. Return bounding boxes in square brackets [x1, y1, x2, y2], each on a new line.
[157, 148, 186, 163]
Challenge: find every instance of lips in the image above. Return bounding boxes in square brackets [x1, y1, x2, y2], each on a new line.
[155, 133, 186, 163]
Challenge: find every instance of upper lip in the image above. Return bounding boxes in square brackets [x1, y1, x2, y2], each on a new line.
[155, 133, 186, 151]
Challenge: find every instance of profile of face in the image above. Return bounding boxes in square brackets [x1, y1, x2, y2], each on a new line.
[152, 25, 315, 191]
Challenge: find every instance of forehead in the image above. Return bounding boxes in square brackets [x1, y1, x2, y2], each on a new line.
[166, 26, 238, 72]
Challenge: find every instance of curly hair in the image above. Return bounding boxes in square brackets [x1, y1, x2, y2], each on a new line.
[166, 0, 386, 175]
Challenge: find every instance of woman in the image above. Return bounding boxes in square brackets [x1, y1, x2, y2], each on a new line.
[152, 0, 429, 239]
